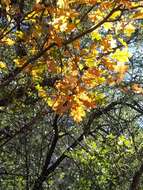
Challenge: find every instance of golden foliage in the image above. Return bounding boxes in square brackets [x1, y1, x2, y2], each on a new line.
[1, 0, 143, 122]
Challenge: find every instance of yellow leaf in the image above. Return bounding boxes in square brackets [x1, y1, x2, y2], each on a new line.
[14, 58, 26, 67]
[92, 91, 105, 105]
[2, 37, 15, 46]
[124, 23, 135, 37]
[111, 48, 131, 63]
[47, 97, 54, 107]
[118, 38, 127, 47]
[16, 31, 24, 39]
[71, 105, 86, 122]
[0, 61, 6, 69]
[30, 47, 37, 55]
[91, 31, 101, 40]
[85, 58, 96, 67]
[57, 0, 69, 9]
[103, 23, 113, 30]
[110, 10, 121, 19]
[36, 84, 48, 100]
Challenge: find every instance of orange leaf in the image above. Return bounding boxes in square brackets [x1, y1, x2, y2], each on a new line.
[132, 84, 143, 94]
[133, 12, 143, 19]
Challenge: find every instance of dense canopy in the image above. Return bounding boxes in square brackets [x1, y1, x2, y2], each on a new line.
[0, 0, 143, 190]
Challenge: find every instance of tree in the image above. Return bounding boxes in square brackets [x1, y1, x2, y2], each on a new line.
[0, 0, 143, 189]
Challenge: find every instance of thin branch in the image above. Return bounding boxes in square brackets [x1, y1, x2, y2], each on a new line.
[32, 100, 122, 190]
[0, 110, 50, 148]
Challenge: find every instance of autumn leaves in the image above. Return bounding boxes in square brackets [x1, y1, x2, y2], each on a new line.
[0, 0, 143, 122]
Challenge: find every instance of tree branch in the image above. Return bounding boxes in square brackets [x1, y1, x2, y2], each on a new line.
[130, 162, 143, 190]
[0, 76, 61, 106]
[32, 114, 59, 190]
[32, 100, 122, 189]
[0, 5, 122, 87]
